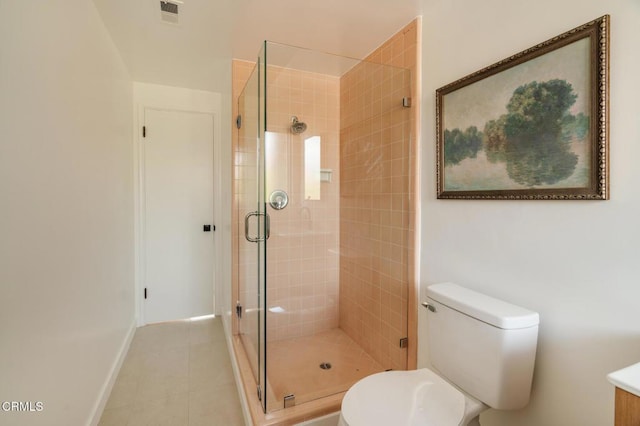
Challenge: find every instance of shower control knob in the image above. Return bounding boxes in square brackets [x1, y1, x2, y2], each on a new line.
[269, 190, 289, 210]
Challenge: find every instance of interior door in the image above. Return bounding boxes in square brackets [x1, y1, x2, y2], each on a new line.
[143, 108, 214, 324]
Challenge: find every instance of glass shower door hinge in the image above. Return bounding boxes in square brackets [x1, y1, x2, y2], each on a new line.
[399, 337, 408, 348]
[284, 394, 295, 408]
[257, 385, 262, 401]
[402, 97, 412, 108]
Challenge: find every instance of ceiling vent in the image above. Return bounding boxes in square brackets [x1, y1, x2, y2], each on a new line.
[160, 1, 180, 25]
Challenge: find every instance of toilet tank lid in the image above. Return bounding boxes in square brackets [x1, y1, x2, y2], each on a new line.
[426, 283, 539, 330]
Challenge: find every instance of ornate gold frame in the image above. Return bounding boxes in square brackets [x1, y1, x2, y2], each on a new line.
[436, 15, 609, 200]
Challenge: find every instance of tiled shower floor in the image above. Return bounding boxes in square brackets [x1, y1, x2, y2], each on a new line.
[265, 328, 384, 411]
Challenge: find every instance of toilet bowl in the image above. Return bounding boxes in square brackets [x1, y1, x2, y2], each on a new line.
[338, 369, 486, 426]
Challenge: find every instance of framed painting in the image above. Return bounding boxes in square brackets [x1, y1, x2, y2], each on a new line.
[436, 15, 609, 200]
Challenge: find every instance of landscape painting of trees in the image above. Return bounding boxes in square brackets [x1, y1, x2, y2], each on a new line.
[436, 15, 609, 200]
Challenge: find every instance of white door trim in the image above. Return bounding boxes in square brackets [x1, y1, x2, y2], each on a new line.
[132, 83, 222, 326]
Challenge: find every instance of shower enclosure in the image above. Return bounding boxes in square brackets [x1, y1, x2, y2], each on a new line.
[235, 41, 413, 414]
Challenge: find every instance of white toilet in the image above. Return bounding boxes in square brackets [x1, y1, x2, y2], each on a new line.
[339, 282, 539, 426]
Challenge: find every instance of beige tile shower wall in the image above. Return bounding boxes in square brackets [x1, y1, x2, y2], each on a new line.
[232, 60, 341, 343]
[265, 66, 341, 342]
[339, 20, 419, 371]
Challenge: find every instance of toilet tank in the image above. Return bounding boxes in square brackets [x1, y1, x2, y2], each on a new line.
[425, 283, 539, 410]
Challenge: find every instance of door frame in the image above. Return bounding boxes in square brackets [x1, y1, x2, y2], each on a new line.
[133, 83, 223, 326]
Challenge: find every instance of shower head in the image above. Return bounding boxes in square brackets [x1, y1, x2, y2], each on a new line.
[290, 116, 307, 134]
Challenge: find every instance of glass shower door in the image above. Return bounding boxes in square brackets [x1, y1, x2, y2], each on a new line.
[237, 47, 268, 411]
[236, 40, 413, 414]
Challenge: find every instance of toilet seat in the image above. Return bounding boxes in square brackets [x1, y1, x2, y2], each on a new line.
[339, 368, 467, 426]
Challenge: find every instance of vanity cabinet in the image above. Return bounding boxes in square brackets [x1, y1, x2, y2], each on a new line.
[615, 387, 640, 426]
[609, 362, 640, 426]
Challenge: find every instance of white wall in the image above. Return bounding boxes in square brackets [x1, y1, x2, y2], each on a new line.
[131, 82, 230, 326]
[0, 1, 134, 425]
[418, 1, 640, 425]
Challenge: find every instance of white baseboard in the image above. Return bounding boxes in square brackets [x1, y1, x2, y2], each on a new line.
[88, 319, 137, 426]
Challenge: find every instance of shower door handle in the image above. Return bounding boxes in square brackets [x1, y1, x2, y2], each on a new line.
[244, 211, 270, 242]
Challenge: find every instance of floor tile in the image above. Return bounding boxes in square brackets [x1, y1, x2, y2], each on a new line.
[100, 316, 245, 426]
[188, 388, 244, 426]
[104, 377, 139, 410]
[98, 405, 132, 426]
[127, 392, 189, 426]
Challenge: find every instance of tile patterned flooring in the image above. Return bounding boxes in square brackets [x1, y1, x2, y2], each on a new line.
[99, 317, 244, 426]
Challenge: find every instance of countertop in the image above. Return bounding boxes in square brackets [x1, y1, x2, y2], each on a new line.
[608, 362, 640, 397]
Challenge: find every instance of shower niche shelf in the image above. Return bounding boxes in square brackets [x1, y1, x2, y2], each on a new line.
[320, 169, 332, 183]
